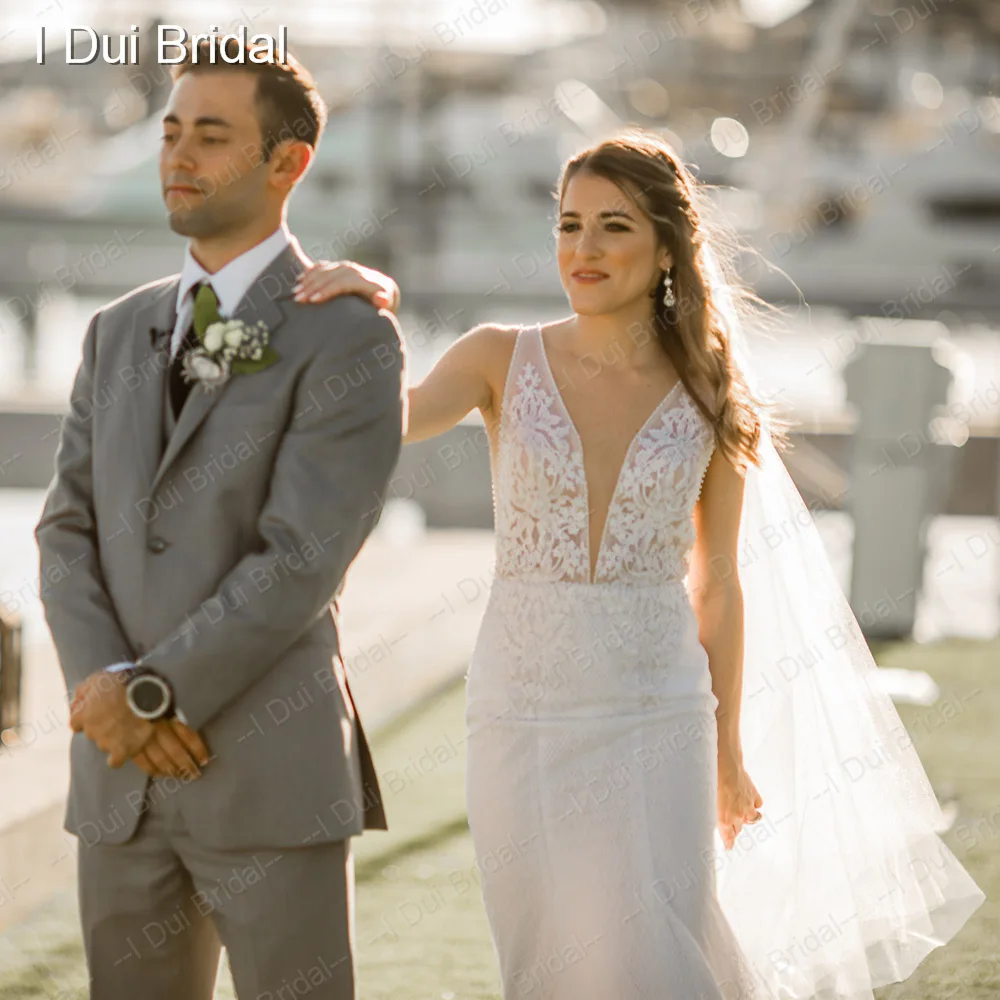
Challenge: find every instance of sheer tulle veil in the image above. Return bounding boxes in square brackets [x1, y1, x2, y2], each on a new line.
[700, 247, 986, 999]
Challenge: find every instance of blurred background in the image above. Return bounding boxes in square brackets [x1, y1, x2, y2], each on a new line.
[0, 1, 998, 997]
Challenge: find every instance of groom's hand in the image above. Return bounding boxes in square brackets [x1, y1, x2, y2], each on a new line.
[131, 719, 211, 781]
[69, 670, 154, 768]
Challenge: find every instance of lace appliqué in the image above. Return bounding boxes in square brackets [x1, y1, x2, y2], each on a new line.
[493, 325, 715, 586]
[494, 358, 591, 583]
[596, 400, 715, 584]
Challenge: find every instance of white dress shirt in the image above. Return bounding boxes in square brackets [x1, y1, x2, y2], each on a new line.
[170, 221, 292, 358]
[105, 222, 294, 726]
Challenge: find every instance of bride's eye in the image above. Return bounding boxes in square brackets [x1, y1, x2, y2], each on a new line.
[554, 222, 579, 234]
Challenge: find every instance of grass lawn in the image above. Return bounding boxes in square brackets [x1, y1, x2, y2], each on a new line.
[871, 638, 999, 1000]
[0, 639, 996, 999]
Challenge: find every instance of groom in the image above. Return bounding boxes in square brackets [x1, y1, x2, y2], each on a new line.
[34, 37, 405, 1000]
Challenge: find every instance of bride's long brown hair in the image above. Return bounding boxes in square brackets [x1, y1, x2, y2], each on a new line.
[556, 128, 787, 471]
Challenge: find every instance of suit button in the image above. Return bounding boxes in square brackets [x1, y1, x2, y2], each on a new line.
[147, 536, 169, 554]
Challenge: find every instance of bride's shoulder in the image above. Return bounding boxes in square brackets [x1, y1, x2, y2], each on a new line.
[452, 321, 522, 367]
[462, 321, 521, 342]
[447, 324, 524, 419]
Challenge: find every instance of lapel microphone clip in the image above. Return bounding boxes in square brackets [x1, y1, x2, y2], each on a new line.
[149, 325, 172, 349]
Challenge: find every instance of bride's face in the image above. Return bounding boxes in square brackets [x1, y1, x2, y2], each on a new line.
[159, 71, 271, 238]
[556, 171, 671, 318]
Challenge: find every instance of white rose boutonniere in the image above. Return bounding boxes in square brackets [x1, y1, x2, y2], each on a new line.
[181, 347, 231, 391]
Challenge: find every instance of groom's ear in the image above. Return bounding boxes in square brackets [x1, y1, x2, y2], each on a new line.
[267, 139, 314, 191]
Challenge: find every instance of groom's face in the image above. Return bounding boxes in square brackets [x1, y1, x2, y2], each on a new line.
[160, 71, 271, 238]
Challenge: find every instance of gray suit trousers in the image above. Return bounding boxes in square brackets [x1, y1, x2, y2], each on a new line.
[78, 779, 355, 1000]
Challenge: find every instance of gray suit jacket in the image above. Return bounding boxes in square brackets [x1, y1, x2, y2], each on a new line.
[35, 238, 405, 850]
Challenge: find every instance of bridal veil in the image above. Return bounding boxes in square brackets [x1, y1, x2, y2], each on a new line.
[703, 248, 986, 999]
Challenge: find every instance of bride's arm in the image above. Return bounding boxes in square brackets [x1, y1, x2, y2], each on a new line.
[688, 450, 748, 771]
[690, 450, 763, 848]
[291, 259, 502, 443]
[402, 324, 505, 443]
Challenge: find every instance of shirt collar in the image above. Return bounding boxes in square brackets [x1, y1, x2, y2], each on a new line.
[176, 222, 292, 318]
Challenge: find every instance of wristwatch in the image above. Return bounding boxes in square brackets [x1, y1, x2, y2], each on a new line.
[119, 666, 175, 721]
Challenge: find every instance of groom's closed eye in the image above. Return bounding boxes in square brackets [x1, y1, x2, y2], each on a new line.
[161, 114, 234, 144]
[161, 134, 226, 145]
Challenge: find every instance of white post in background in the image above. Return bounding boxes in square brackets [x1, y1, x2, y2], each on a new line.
[843, 318, 962, 640]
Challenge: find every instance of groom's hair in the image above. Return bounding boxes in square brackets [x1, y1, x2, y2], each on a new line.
[170, 37, 328, 162]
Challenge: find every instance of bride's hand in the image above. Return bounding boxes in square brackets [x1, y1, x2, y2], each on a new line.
[717, 761, 763, 851]
[292, 260, 400, 312]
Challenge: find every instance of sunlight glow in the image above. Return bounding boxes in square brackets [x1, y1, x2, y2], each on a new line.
[710, 116, 750, 158]
[739, 0, 814, 29]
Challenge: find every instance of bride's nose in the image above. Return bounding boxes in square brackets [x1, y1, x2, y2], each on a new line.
[576, 226, 605, 259]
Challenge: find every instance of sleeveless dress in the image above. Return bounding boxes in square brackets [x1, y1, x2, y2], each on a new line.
[465, 324, 772, 999]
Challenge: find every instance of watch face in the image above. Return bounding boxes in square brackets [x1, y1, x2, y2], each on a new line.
[130, 676, 169, 716]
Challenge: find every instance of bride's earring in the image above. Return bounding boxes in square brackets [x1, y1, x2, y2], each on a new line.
[662, 271, 675, 309]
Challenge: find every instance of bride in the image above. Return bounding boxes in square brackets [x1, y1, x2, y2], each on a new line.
[291, 128, 984, 998]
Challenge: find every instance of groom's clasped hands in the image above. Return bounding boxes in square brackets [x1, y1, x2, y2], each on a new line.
[69, 670, 211, 780]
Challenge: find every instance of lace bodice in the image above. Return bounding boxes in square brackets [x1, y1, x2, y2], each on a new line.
[493, 324, 715, 585]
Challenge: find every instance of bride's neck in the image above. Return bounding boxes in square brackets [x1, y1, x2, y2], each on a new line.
[567, 310, 661, 369]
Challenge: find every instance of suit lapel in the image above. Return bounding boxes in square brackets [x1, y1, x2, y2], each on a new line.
[128, 276, 180, 497]
[148, 240, 311, 498]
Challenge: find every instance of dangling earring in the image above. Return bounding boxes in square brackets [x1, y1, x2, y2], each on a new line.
[662, 270, 675, 309]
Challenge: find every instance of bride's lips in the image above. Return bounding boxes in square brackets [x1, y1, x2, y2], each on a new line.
[571, 270, 609, 284]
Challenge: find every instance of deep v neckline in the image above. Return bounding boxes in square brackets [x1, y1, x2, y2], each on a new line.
[534, 324, 683, 584]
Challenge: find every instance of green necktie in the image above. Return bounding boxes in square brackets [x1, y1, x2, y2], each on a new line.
[170, 281, 218, 415]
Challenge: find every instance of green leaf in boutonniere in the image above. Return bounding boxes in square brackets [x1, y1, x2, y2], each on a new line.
[231, 345, 280, 375]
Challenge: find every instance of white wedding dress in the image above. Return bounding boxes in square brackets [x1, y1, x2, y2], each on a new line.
[464, 321, 984, 1000]
[465, 323, 771, 998]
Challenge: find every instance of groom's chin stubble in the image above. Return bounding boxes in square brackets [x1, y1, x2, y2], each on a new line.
[166, 209, 211, 239]
[166, 200, 249, 240]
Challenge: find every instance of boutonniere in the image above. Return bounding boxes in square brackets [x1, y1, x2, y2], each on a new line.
[181, 284, 280, 392]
